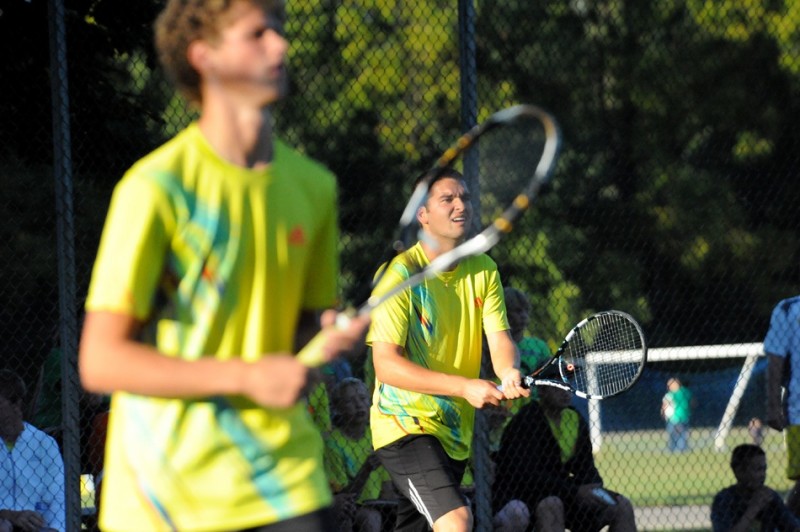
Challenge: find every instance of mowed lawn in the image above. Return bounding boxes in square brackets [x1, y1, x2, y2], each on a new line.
[594, 426, 793, 507]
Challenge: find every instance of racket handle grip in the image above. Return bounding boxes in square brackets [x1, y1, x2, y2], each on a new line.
[295, 312, 353, 367]
[496, 376, 533, 393]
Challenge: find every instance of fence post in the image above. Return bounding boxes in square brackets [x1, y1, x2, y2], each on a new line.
[458, 1, 493, 529]
[48, 0, 81, 529]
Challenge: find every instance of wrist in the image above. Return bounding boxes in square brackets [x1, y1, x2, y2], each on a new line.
[498, 367, 519, 380]
[230, 359, 250, 396]
[453, 375, 473, 398]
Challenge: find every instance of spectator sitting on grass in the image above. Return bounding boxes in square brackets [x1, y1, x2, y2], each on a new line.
[711, 444, 800, 532]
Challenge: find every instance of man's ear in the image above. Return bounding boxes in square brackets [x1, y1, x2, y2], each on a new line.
[187, 40, 211, 74]
[416, 206, 428, 226]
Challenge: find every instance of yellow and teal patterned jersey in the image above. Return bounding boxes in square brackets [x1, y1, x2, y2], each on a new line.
[85, 123, 338, 531]
[367, 243, 509, 461]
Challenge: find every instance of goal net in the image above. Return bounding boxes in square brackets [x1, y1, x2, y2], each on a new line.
[584, 342, 765, 452]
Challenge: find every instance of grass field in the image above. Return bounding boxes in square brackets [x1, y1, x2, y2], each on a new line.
[595, 426, 792, 506]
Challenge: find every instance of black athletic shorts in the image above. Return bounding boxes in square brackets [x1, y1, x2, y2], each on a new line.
[239, 507, 336, 532]
[376, 434, 469, 531]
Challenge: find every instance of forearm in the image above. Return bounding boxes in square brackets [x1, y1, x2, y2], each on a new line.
[372, 342, 470, 397]
[730, 509, 760, 532]
[85, 344, 249, 398]
[767, 354, 784, 411]
[80, 311, 252, 398]
[488, 330, 520, 379]
[766, 354, 786, 428]
[731, 490, 773, 532]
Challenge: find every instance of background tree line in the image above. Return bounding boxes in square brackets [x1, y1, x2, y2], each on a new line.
[3, 0, 800, 527]
[2, 0, 799, 370]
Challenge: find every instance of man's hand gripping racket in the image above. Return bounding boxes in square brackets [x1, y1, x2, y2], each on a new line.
[502, 310, 647, 400]
[298, 104, 562, 367]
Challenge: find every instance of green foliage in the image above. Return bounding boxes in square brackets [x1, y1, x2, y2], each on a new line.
[280, 0, 469, 302]
[688, 0, 800, 76]
[475, 0, 800, 344]
[3, 0, 800, 353]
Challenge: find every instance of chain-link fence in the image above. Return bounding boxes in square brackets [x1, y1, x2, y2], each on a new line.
[2, 0, 800, 530]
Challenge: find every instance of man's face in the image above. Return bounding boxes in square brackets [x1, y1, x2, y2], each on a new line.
[0, 392, 24, 438]
[203, 2, 289, 106]
[734, 454, 767, 490]
[418, 177, 473, 246]
[334, 382, 370, 424]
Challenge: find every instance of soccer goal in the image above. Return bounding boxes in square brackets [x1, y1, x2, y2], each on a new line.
[588, 342, 765, 453]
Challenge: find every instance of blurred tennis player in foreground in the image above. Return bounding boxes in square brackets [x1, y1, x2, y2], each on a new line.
[79, 1, 368, 530]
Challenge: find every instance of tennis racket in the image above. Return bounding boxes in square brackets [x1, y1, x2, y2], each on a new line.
[506, 310, 647, 400]
[298, 104, 561, 366]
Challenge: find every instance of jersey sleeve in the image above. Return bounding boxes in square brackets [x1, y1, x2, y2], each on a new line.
[764, 301, 790, 357]
[85, 174, 173, 320]
[481, 262, 510, 334]
[302, 184, 340, 310]
[365, 260, 412, 346]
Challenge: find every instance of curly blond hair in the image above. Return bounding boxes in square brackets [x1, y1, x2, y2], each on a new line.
[154, 0, 285, 104]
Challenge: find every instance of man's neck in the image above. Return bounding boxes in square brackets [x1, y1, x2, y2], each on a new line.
[0, 426, 23, 446]
[198, 100, 275, 169]
[419, 236, 462, 265]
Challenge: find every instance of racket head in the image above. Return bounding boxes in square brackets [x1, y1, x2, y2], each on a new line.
[555, 310, 647, 399]
[422, 104, 560, 244]
[362, 105, 561, 316]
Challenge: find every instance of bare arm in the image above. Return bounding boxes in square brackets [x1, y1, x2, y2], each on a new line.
[0, 510, 46, 532]
[485, 329, 528, 400]
[730, 487, 774, 532]
[767, 353, 786, 431]
[81, 311, 306, 408]
[371, 341, 504, 408]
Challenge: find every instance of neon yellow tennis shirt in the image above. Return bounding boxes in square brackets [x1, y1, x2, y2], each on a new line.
[85, 123, 339, 531]
[368, 243, 509, 461]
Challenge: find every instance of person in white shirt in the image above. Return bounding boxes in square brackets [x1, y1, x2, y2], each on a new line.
[0, 369, 65, 532]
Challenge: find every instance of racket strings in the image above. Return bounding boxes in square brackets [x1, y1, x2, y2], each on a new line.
[459, 116, 547, 233]
[561, 313, 645, 397]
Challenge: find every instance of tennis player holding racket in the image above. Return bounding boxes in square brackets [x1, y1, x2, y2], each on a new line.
[369, 170, 530, 532]
[79, 1, 368, 531]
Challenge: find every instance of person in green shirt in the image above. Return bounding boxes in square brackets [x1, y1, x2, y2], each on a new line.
[661, 377, 694, 453]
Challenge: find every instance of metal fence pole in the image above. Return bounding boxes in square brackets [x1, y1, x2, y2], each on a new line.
[48, 0, 81, 529]
[458, 2, 492, 530]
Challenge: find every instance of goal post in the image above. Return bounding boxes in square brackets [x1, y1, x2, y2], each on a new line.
[588, 342, 765, 453]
